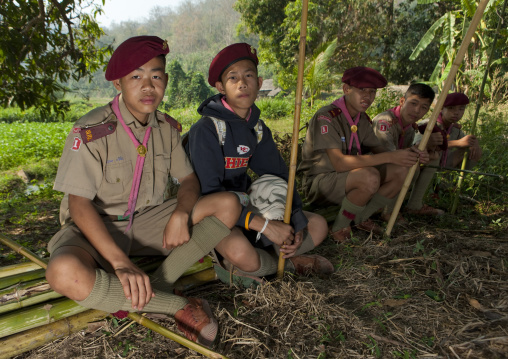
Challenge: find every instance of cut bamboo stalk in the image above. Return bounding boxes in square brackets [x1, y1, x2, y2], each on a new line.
[0, 297, 88, 338]
[0, 234, 48, 269]
[385, 0, 490, 236]
[127, 312, 230, 359]
[0, 309, 107, 359]
[0, 262, 43, 279]
[0, 278, 60, 314]
[451, 0, 508, 214]
[278, 0, 310, 278]
[0, 268, 46, 290]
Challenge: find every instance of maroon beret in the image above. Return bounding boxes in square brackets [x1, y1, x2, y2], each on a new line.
[208, 43, 259, 86]
[105, 36, 169, 81]
[443, 93, 469, 107]
[342, 66, 387, 89]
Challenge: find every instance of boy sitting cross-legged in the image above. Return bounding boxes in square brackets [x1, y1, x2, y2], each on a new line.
[45, 36, 241, 347]
[186, 43, 333, 283]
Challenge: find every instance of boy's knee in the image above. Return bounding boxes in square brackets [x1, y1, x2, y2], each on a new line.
[306, 214, 328, 245]
[356, 167, 381, 194]
[46, 250, 95, 296]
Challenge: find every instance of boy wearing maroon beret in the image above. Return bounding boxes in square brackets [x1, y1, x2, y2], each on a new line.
[371, 83, 437, 219]
[45, 36, 242, 347]
[299, 67, 427, 241]
[187, 43, 333, 282]
[407, 92, 481, 215]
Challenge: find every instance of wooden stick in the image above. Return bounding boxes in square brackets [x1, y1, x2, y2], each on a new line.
[451, 0, 508, 214]
[0, 309, 108, 359]
[128, 313, 229, 359]
[0, 233, 48, 269]
[0, 235, 227, 358]
[385, 0, 490, 236]
[277, 0, 309, 278]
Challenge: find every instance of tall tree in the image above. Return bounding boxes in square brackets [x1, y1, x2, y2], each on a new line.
[0, 0, 111, 115]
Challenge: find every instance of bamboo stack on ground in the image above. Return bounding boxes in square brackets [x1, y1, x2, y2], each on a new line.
[385, 0, 490, 236]
[0, 234, 222, 357]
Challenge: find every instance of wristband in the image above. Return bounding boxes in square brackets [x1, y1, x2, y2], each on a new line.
[245, 211, 252, 230]
[256, 218, 269, 242]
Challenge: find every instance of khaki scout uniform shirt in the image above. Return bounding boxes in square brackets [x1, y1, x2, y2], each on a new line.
[299, 101, 381, 189]
[372, 109, 416, 151]
[54, 95, 193, 225]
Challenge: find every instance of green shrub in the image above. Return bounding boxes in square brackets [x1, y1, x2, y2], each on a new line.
[256, 97, 293, 120]
[0, 123, 72, 170]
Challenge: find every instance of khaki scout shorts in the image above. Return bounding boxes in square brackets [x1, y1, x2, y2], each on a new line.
[48, 198, 178, 271]
[305, 171, 349, 206]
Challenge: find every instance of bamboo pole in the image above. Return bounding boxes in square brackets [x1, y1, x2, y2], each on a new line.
[0, 268, 46, 290]
[0, 278, 59, 314]
[128, 313, 229, 359]
[0, 235, 226, 358]
[0, 297, 89, 338]
[450, 0, 507, 214]
[0, 233, 48, 269]
[385, 0, 490, 236]
[277, 0, 310, 278]
[0, 262, 43, 279]
[0, 309, 108, 359]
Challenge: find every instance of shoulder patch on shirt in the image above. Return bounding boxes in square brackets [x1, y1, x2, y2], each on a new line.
[79, 122, 117, 144]
[321, 125, 329, 134]
[328, 108, 342, 118]
[378, 120, 392, 132]
[71, 137, 82, 151]
[317, 115, 332, 123]
[163, 113, 182, 132]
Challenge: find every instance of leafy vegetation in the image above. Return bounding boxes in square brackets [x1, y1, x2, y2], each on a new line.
[0, 0, 111, 115]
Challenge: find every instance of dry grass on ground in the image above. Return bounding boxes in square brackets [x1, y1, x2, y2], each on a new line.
[7, 212, 507, 359]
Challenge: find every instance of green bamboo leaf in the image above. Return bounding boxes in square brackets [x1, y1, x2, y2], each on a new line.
[409, 14, 447, 60]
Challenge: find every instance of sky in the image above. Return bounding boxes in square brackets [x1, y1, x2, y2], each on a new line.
[95, 0, 185, 27]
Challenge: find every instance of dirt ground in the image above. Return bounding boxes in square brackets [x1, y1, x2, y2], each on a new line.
[2, 203, 507, 359]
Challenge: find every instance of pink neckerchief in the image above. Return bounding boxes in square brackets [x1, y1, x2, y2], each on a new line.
[332, 96, 361, 155]
[111, 94, 152, 232]
[221, 97, 252, 122]
[388, 106, 412, 149]
[437, 113, 455, 167]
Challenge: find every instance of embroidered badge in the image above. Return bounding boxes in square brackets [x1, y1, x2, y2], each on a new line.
[321, 125, 328, 134]
[224, 156, 250, 169]
[317, 115, 332, 123]
[237, 145, 250, 155]
[71, 137, 82, 151]
[328, 108, 342, 118]
[73, 127, 80, 134]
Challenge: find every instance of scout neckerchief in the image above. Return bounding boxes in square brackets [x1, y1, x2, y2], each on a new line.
[388, 106, 412, 149]
[437, 113, 455, 167]
[221, 96, 252, 122]
[111, 94, 152, 232]
[333, 96, 362, 155]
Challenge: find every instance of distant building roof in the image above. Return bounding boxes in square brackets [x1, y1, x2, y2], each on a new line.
[259, 79, 281, 97]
